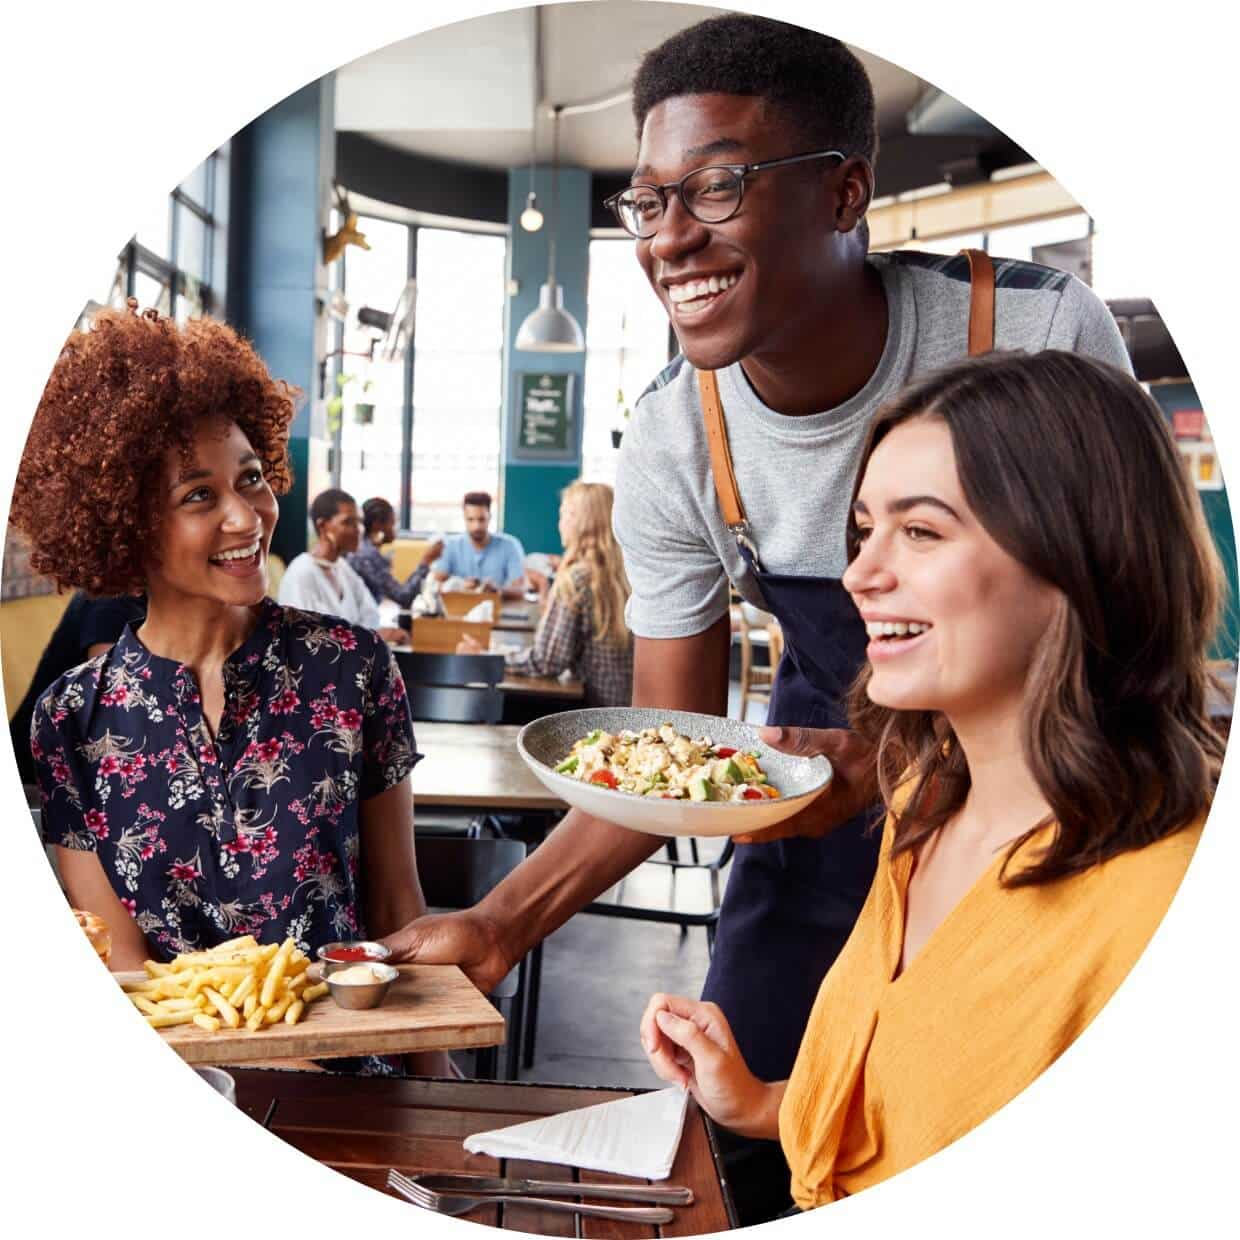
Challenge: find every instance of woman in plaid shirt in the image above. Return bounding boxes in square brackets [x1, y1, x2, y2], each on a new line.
[460, 483, 633, 706]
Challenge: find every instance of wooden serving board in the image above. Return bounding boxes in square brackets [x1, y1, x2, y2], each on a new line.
[115, 964, 505, 1066]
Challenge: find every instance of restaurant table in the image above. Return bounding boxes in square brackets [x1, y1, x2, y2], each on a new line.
[412, 721, 566, 811]
[499, 671, 584, 699]
[234, 1069, 738, 1234]
[390, 599, 541, 633]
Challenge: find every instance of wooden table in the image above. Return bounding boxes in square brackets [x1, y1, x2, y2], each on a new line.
[233, 1070, 737, 1234]
[412, 722, 567, 811]
[499, 671, 584, 699]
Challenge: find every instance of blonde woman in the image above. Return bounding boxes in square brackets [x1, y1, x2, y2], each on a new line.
[459, 483, 634, 706]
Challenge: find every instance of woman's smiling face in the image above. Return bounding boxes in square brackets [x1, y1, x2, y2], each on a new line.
[842, 416, 1061, 719]
[144, 418, 278, 609]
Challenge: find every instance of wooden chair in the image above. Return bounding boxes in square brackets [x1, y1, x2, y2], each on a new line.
[737, 605, 783, 721]
[411, 617, 492, 655]
[440, 590, 501, 621]
[414, 835, 540, 1080]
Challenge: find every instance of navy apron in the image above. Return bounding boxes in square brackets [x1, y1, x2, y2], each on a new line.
[699, 249, 997, 1085]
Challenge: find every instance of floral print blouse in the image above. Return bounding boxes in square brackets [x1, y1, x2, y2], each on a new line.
[32, 599, 421, 961]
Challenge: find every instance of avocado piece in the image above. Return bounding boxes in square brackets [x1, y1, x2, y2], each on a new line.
[688, 776, 713, 802]
[732, 753, 762, 781]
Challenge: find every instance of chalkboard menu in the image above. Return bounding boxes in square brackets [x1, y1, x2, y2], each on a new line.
[516, 371, 574, 458]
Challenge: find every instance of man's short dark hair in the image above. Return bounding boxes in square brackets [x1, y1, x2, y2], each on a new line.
[463, 491, 492, 510]
[631, 13, 877, 165]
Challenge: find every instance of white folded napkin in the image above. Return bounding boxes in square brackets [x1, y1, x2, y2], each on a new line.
[463, 600, 495, 622]
[463, 1086, 690, 1181]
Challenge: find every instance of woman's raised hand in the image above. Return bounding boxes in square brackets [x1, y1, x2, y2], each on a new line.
[639, 993, 784, 1138]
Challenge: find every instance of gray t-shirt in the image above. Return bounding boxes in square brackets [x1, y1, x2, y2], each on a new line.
[614, 251, 1132, 639]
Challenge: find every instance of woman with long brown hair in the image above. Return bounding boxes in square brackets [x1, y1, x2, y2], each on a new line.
[638, 350, 1226, 1206]
[459, 481, 634, 706]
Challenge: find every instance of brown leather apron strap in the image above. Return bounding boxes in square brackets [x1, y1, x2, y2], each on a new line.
[962, 247, 995, 355]
[698, 367, 748, 529]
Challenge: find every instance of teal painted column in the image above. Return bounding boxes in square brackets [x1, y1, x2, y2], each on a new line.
[502, 163, 590, 555]
[1148, 381, 1239, 660]
[229, 77, 335, 567]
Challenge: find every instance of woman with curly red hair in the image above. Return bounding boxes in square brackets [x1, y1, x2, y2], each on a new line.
[13, 304, 438, 1069]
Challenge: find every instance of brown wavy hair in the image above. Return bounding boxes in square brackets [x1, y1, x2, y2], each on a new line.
[554, 482, 632, 649]
[10, 304, 296, 596]
[847, 350, 1227, 887]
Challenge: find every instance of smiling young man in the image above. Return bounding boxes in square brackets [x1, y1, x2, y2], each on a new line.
[383, 13, 1130, 1219]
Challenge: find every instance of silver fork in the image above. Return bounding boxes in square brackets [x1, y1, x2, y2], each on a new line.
[386, 1169, 676, 1224]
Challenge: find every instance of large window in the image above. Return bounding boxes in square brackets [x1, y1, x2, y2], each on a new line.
[337, 217, 411, 514]
[408, 228, 507, 532]
[581, 237, 670, 486]
[120, 147, 228, 322]
[336, 216, 506, 532]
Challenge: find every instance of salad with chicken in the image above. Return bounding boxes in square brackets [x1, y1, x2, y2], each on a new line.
[553, 723, 781, 802]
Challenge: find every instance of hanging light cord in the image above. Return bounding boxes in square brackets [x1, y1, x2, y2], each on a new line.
[528, 104, 538, 199]
[548, 105, 562, 286]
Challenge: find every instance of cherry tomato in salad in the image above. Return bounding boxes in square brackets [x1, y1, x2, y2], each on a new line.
[715, 747, 737, 758]
[589, 769, 619, 789]
[741, 788, 765, 801]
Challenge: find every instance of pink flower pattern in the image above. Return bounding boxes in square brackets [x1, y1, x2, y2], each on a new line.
[32, 600, 418, 966]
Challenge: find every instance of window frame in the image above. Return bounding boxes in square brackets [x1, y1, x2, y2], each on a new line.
[120, 148, 224, 321]
[335, 207, 509, 535]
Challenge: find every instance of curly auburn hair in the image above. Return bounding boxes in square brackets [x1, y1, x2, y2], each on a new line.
[10, 304, 295, 596]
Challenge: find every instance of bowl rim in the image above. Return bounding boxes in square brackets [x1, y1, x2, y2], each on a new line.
[316, 940, 393, 963]
[517, 707, 832, 813]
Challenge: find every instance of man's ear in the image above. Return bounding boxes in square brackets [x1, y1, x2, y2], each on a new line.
[833, 155, 875, 236]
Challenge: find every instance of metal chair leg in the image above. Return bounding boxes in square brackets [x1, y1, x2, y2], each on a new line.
[475, 1044, 499, 1080]
[521, 939, 544, 1071]
[504, 958, 527, 1080]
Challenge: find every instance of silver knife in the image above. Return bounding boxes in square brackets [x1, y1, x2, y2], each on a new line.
[411, 1173, 694, 1205]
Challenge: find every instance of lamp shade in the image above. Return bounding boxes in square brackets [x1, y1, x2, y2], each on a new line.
[515, 279, 584, 352]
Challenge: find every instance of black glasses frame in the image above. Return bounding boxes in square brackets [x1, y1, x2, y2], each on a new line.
[604, 148, 847, 238]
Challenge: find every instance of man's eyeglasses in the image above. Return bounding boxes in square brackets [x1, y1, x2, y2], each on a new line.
[604, 149, 847, 239]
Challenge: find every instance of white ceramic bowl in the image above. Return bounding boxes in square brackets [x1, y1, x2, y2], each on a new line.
[517, 707, 832, 838]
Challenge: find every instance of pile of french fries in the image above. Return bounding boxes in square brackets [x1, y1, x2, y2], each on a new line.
[121, 935, 330, 1034]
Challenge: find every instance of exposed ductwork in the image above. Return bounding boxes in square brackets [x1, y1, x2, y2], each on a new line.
[906, 87, 1004, 139]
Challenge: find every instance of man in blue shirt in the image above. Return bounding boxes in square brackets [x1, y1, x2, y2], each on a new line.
[432, 490, 528, 600]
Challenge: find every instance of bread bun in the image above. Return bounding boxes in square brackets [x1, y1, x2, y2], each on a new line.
[73, 908, 112, 966]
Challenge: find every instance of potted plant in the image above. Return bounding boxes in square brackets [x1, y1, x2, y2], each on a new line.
[325, 371, 352, 435]
[611, 387, 631, 448]
[353, 378, 376, 425]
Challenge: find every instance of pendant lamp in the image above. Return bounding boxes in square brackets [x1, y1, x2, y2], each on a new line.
[520, 106, 544, 232]
[515, 105, 584, 352]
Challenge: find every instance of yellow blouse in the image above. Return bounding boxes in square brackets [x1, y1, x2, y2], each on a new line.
[779, 809, 1204, 1208]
